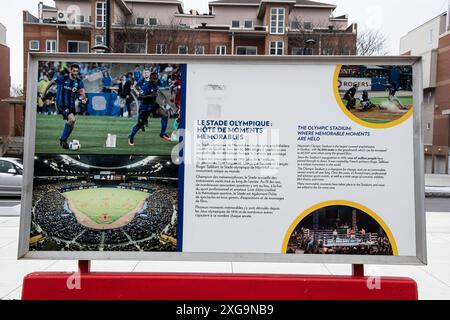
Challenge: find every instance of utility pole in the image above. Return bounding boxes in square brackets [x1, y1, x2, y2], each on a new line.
[92, 0, 111, 53]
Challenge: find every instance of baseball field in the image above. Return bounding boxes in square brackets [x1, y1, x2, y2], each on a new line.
[63, 188, 149, 228]
[343, 95, 413, 124]
[35, 114, 177, 155]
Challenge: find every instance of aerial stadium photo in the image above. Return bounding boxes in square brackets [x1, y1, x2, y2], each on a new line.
[336, 65, 413, 125]
[35, 60, 183, 155]
[286, 204, 394, 256]
[30, 155, 178, 252]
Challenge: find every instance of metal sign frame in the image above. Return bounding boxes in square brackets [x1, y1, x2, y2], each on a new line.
[19, 53, 426, 265]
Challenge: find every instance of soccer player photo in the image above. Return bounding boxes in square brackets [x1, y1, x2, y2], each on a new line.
[35, 61, 183, 155]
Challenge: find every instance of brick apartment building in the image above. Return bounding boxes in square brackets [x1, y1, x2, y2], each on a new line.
[17, 0, 356, 157]
[401, 12, 450, 174]
[23, 0, 357, 83]
[0, 23, 11, 137]
[435, 30, 450, 148]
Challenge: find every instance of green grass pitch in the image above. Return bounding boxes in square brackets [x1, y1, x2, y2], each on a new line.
[63, 188, 149, 224]
[35, 114, 177, 155]
[359, 118, 392, 124]
[369, 96, 413, 105]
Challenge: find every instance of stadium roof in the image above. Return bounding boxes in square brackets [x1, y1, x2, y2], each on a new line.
[34, 155, 178, 176]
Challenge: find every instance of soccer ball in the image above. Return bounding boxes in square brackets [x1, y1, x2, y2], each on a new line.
[69, 140, 81, 151]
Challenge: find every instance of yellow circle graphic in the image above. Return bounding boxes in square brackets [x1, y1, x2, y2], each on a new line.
[333, 65, 413, 129]
[282, 200, 398, 256]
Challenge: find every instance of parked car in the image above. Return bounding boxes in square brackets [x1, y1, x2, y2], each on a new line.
[0, 158, 23, 197]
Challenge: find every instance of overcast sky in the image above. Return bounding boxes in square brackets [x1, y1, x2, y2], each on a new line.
[0, 0, 448, 87]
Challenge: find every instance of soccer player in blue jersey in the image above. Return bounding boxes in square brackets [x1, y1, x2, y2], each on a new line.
[128, 70, 171, 146]
[45, 64, 87, 149]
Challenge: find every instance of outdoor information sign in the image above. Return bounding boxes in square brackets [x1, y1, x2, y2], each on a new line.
[19, 54, 426, 265]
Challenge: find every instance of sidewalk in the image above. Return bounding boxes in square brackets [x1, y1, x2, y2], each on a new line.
[1, 212, 450, 300]
[0, 203, 20, 217]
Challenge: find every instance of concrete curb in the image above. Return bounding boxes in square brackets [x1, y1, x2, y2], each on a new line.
[426, 192, 450, 198]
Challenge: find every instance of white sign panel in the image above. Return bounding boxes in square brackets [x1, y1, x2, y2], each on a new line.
[182, 62, 421, 260]
[19, 54, 426, 265]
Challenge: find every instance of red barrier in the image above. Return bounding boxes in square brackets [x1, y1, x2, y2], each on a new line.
[21, 263, 418, 300]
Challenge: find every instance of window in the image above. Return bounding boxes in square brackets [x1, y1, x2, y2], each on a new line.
[46, 40, 57, 53]
[322, 48, 334, 55]
[270, 41, 283, 55]
[29, 40, 40, 51]
[290, 21, 301, 31]
[67, 41, 89, 53]
[215, 45, 226, 55]
[195, 46, 205, 54]
[178, 45, 188, 54]
[136, 17, 145, 25]
[270, 8, 285, 34]
[96, 1, 106, 28]
[149, 18, 158, 26]
[341, 48, 352, 55]
[304, 22, 312, 30]
[76, 15, 85, 24]
[124, 43, 146, 53]
[244, 20, 253, 29]
[95, 35, 104, 46]
[304, 47, 313, 55]
[292, 47, 303, 55]
[231, 20, 240, 28]
[0, 160, 15, 174]
[236, 46, 257, 55]
[156, 43, 168, 54]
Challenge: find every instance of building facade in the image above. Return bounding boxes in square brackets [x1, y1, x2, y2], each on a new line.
[0, 23, 12, 137]
[435, 30, 450, 148]
[400, 12, 450, 174]
[23, 0, 357, 84]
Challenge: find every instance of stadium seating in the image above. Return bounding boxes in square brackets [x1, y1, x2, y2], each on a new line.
[30, 180, 177, 252]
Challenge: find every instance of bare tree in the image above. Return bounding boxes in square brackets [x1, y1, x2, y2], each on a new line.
[288, 17, 356, 55]
[114, 14, 203, 54]
[357, 29, 389, 56]
[150, 18, 188, 54]
[113, 12, 150, 53]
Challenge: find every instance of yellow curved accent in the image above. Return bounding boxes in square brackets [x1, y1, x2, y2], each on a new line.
[282, 200, 398, 256]
[333, 65, 413, 129]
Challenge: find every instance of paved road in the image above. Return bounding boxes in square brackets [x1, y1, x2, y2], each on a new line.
[425, 197, 450, 213]
[0, 198, 21, 216]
